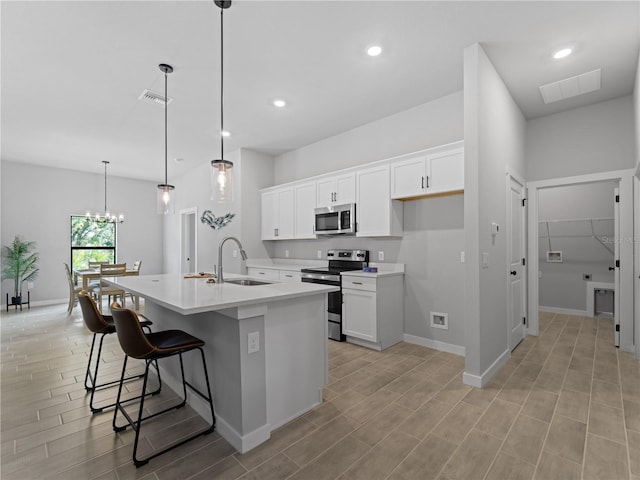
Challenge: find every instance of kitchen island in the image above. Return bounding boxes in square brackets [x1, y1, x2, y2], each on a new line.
[105, 273, 338, 453]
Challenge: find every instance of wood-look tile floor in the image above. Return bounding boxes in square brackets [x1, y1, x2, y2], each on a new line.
[2, 305, 639, 479]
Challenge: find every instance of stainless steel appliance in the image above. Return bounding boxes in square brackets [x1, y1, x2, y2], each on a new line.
[314, 203, 356, 236]
[301, 249, 369, 341]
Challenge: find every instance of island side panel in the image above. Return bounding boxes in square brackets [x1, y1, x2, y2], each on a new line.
[265, 294, 328, 430]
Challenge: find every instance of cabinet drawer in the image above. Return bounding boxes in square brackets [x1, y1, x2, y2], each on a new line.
[246, 268, 280, 281]
[341, 276, 376, 291]
[279, 270, 301, 283]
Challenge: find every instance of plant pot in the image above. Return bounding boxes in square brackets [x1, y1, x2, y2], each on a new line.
[11, 296, 22, 305]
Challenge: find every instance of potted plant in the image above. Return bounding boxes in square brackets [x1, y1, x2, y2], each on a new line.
[2, 235, 39, 305]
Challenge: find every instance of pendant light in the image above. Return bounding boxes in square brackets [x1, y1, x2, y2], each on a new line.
[157, 63, 175, 214]
[211, 0, 234, 202]
[86, 161, 124, 224]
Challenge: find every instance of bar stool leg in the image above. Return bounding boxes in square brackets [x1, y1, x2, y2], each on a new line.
[84, 333, 98, 391]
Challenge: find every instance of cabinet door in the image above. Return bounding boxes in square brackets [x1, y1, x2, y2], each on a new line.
[316, 178, 335, 207]
[247, 267, 280, 281]
[335, 173, 356, 204]
[276, 188, 294, 239]
[426, 148, 464, 194]
[357, 165, 390, 237]
[390, 155, 426, 199]
[261, 191, 277, 240]
[279, 270, 301, 283]
[342, 288, 377, 342]
[294, 182, 316, 239]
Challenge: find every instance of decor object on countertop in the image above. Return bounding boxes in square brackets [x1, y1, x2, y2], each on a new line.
[2, 235, 39, 310]
[183, 273, 215, 279]
[86, 161, 124, 223]
[157, 63, 176, 215]
[200, 210, 235, 230]
[210, 0, 234, 202]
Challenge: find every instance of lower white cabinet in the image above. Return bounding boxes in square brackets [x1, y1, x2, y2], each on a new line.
[279, 270, 301, 283]
[341, 274, 404, 351]
[246, 267, 280, 281]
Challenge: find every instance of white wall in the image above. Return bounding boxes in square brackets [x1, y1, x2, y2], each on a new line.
[274, 92, 463, 184]
[0, 160, 163, 305]
[526, 95, 635, 182]
[271, 91, 466, 350]
[463, 43, 527, 384]
[635, 51, 640, 172]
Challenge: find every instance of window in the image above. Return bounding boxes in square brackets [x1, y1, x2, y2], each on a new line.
[70, 216, 116, 271]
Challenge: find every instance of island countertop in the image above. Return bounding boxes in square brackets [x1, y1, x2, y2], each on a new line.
[105, 273, 339, 315]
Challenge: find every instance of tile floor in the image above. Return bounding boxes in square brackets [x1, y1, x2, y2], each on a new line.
[1, 305, 639, 479]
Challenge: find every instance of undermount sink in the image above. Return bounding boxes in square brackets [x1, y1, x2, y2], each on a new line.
[225, 279, 272, 286]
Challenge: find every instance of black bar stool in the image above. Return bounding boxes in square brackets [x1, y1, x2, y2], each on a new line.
[110, 303, 216, 467]
[78, 291, 161, 413]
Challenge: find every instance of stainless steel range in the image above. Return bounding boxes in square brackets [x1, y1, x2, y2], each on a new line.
[301, 249, 369, 341]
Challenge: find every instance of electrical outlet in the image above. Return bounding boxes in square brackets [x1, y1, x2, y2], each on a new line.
[460, 251, 465, 263]
[248, 332, 260, 354]
[285, 250, 290, 258]
[232, 249, 238, 258]
[378, 251, 384, 261]
[482, 252, 489, 268]
[27, 282, 34, 289]
[317, 250, 322, 259]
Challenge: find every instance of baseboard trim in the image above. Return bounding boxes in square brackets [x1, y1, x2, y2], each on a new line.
[539, 306, 588, 317]
[403, 334, 465, 357]
[1, 298, 68, 311]
[463, 348, 510, 388]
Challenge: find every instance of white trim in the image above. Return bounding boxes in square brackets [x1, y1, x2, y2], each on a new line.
[584, 282, 615, 318]
[539, 306, 588, 317]
[403, 334, 465, 356]
[463, 348, 510, 388]
[179, 207, 198, 275]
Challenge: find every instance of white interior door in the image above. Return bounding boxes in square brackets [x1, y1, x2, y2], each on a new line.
[614, 187, 620, 347]
[508, 174, 526, 350]
[181, 208, 197, 274]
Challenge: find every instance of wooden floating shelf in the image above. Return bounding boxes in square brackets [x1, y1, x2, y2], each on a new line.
[396, 189, 464, 202]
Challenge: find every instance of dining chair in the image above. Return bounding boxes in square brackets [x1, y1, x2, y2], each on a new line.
[64, 263, 83, 315]
[89, 261, 109, 268]
[97, 263, 127, 311]
[125, 261, 142, 308]
[132, 260, 142, 272]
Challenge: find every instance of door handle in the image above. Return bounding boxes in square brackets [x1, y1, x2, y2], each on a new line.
[609, 266, 615, 271]
[510, 270, 517, 275]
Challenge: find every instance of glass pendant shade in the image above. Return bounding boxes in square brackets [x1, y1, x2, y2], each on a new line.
[211, 159, 233, 202]
[157, 184, 175, 215]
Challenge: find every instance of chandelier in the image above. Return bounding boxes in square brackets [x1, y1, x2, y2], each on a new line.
[86, 161, 124, 224]
[210, 0, 234, 202]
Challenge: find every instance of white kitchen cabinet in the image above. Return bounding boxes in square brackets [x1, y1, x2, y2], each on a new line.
[390, 146, 464, 200]
[341, 273, 404, 351]
[279, 270, 301, 283]
[261, 187, 294, 240]
[356, 164, 403, 237]
[316, 172, 355, 207]
[246, 267, 280, 281]
[294, 182, 316, 239]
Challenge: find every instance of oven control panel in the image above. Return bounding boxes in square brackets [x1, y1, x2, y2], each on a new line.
[327, 249, 369, 262]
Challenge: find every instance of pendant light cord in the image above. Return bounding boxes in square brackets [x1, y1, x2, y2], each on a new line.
[103, 161, 108, 213]
[164, 69, 168, 185]
[220, 6, 224, 161]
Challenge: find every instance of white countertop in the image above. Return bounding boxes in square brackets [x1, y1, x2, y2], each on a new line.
[105, 273, 338, 315]
[245, 258, 327, 272]
[340, 262, 405, 278]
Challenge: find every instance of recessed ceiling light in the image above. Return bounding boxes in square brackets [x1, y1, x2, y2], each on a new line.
[273, 99, 286, 108]
[367, 45, 383, 57]
[553, 47, 573, 59]
[221, 130, 230, 137]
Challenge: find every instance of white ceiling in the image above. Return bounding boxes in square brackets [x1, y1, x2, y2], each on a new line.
[2, 1, 639, 182]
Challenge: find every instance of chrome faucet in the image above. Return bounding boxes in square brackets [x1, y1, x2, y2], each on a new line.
[217, 236, 248, 283]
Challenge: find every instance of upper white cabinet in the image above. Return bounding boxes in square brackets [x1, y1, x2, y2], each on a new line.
[294, 182, 316, 239]
[391, 146, 464, 200]
[316, 172, 355, 207]
[261, 187, 294, 240]
[356, 165, 403, 237]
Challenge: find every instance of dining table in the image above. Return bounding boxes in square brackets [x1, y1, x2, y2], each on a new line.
[73, 267, 141, 308]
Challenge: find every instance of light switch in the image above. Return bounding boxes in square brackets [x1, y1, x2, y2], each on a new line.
[482, 252, 490, 268]
[378, 251, 384, 261]
[248, 332, 260, 354]
[317, 250, 322, 259]
[285, 250, 290, 258]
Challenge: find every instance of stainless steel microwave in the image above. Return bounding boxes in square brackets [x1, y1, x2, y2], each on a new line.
[314, 203, 356, 236]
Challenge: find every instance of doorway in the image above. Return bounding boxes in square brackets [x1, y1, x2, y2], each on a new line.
[527, 169, 634, 351]
[180, 207, 198, 274]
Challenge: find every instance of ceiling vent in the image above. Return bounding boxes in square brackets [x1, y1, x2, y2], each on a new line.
[138, 89, 174, 106]
[539, 68, 601, 104]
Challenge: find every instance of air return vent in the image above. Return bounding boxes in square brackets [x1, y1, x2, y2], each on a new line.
[138, 89, 174, 106]
[539, 68, 601, 104]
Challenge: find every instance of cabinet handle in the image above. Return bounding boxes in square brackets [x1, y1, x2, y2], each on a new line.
[426, 176, 429, 188]
[421, 176, 424, 189]
[352, 281, 363, 285]
[258, 272, 265, 275]
[285, 274, 293, 278]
